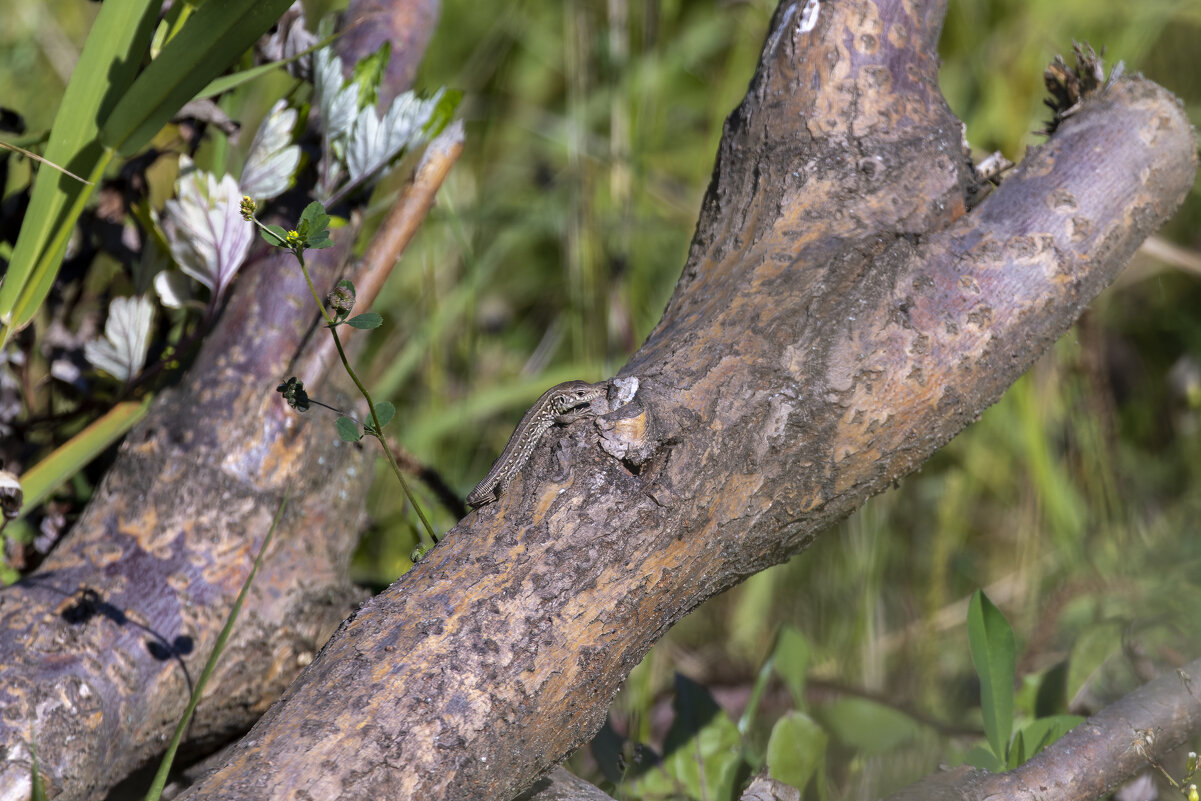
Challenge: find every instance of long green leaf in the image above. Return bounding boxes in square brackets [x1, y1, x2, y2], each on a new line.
[0, 1, 159, 340]
[4, 156, 113, 336]
[194, 31, 341, 99]
[18, 397, 153, 515]
[101, 0, 296, 157]
[967, 590, 1016, 762]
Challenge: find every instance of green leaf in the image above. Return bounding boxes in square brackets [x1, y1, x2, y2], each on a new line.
[423, 88, 463, 138]
[820, 697, 919, 754]
[18, 398, 153, 516]
[1066, 622, 1123, 706]
[1007, 728, 1027, 769]
[1034, 660, 1070, 718]
[347, 313, 383, 330]
[962, 743, 1005, 773]
[297, 201, 333, 249]
[335, 417, 361, 442]
[766, 711, 827, 792]
[101, 0, 297, 157]
[773, 625, 812, 707]
[261, 224, 290, 247]
[0, 1, 159, 339]
[194, 31, 340, 99]
[350, 41, 391, 109]
[1012, 715, 1084, 767]
[740, 621, 807, 745]
[299, 201, 331, 232]
[372, 402, 396, 430]
[967, 590, 1016, 762]
[632, 675, 745, 801]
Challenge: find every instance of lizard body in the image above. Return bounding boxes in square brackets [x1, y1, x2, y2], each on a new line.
[466, 380, 605, 508]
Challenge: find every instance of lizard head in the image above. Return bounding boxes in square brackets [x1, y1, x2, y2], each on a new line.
[550, 381, 603, 414]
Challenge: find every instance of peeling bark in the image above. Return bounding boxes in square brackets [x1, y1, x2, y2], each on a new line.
[172, 2, 1198, 800]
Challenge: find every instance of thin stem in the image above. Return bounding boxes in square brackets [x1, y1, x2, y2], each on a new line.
[252, 215, 438, 546]
[143, 491, 289, 801]
[293, 250, 438, 547]
[307, 397, 357, 419]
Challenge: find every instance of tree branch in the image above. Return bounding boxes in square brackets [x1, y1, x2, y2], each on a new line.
[885, 657, 1201, 801]
[0, 3, 442, 799]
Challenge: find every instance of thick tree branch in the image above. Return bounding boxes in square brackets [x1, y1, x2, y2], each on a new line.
[0, 211, 369, 801]
[0, 3, 442, 799]
[176, 1, 1198, 800]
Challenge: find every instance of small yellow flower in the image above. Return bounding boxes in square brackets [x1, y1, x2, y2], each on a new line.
[285, 229, 302, 247]
[239, 195, 257, 220]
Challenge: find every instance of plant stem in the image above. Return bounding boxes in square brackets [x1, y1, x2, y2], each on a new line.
[143, 491, 288, 801]
[293, 252, 438, 547]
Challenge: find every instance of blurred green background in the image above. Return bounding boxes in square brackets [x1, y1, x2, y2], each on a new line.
[3, 0, 1201, 797]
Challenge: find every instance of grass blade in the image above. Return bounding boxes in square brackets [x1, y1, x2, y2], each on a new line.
[194, 31, 341, 100]
[17, 397, 153, 516]
[102, 0, 296, 157]
[29, 725, 46, 801]
[0, 141, 93, 185]
[142, 491, 289, 801]
[0, 1, 158, 339]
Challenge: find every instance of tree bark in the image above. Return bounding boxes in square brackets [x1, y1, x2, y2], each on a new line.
[0, 212, 370, 801]
[2, 1, 1195, 800]
[173, 1, 1198, 800]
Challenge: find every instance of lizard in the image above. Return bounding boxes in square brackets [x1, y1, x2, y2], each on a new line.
[467, 379, 606, 508]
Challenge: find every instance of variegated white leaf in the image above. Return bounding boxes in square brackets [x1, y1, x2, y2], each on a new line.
[153, 270, 195, 310]
[161, 159, 254, 299]
[314, 48, 358, 146]
[84, 295, 154, 383]
[241, 99, 301, 201]
[257, 1, 316, 80]
[346, 89, 443, 184]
